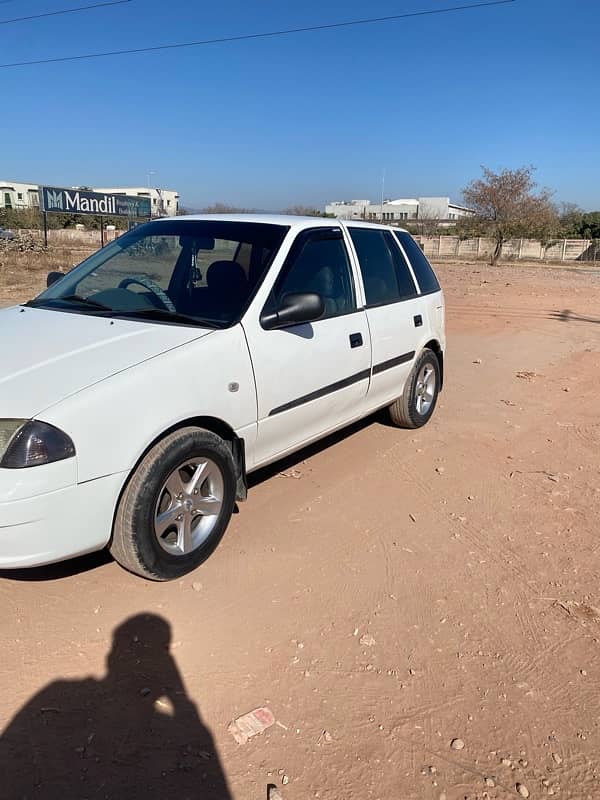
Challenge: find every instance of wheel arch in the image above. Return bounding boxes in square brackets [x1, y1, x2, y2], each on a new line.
[143, 416, 248, 500]
[109, 415, 248, 548]
[423, 339, 444, 389]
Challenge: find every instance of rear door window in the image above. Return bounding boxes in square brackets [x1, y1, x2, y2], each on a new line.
[395, 231, 440, 294]
[349, 228, 417, 306]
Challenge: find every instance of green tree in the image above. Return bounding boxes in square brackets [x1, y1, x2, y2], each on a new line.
[558, 202, 585, 236]
[463, 166, 558, 264]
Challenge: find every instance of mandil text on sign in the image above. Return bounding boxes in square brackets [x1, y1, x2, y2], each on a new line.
[40, 186, 152, 218]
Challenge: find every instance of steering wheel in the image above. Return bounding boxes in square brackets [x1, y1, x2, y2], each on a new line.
[118, 275, 177, 312]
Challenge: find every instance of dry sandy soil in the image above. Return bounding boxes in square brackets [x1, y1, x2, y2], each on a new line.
[1, 256, 600, 800]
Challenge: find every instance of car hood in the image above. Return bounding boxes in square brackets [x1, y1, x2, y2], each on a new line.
[0, 306, 214, 418]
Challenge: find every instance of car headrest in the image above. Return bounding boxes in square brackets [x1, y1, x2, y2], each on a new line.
[206, 260, 247, 293]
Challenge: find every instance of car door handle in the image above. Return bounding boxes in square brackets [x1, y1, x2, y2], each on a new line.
[413, 314, 423, 327]
[349, 332, 363, 348]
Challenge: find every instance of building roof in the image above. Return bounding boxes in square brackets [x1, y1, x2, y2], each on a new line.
[94, 186, 180, 196]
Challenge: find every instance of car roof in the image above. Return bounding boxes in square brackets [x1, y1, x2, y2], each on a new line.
[151, 213, 408, 234]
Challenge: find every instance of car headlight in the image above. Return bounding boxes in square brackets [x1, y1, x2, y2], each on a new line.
[0, 419, 76, 469]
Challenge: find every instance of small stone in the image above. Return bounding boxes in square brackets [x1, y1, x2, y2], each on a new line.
[140, 687, 151, 696]
[282, 775, 289, 785]
[467, 495, 475, 501]
[450, 738, 465, 750]
[516, 783, 530, 798]
[360, 634, 376, 647]
[485, 777, 495, 788]
[473, 358, 482, 365]
[580, 669, 587, 676]
[501, 758, 512, 767]
[519, 759, 528, 767]
[323, 730, 333, 743]
[192, 582, 203, 592]
[428, 765, 437, 774]
[552, 752, 562, 765]
[435, 466, 445, 475]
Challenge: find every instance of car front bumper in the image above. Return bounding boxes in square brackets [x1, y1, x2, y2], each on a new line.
[0, 465, 126, 568]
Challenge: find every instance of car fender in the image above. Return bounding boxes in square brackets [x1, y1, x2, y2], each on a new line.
[43, 324, 258, 484]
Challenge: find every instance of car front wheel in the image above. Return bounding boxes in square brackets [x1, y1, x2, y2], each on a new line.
[110, 427, 236, 580]
[388, 348, 440, 429]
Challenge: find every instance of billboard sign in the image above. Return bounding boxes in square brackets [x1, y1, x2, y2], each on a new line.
[40, 186, 151, 218]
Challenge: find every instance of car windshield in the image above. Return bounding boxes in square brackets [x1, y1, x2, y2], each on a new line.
[29, 220, 289, 326]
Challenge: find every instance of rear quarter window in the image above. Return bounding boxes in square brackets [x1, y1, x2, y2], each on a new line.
[395, 232, 440, 295]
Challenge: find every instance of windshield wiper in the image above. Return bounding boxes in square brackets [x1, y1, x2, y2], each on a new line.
[26, 294, 113, 311]
[110, 307, 221, 328]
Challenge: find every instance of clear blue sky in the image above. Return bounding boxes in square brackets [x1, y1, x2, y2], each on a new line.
[1, 0, 598, 210]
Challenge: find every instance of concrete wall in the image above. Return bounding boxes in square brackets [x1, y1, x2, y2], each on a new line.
[23, 228, 122, 245]
[418, 236, 600, 262]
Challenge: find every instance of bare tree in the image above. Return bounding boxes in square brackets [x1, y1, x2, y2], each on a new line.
[414, 203, 441, 237]
[463, 166, 558, 264]
[196, 202, 254, 214]
[282, 205, 332, 217]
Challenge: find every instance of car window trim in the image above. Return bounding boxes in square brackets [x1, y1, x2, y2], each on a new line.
[364, 295, 420, 310]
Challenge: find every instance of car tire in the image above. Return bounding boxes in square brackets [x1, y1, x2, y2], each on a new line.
[388, 348, 440, 429]
[110, 427, 236, 581]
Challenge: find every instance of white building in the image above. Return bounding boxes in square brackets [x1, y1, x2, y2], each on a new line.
[0, 181, 180, 217]
[325, 197, 474, 223]
[93, 187, 180, 217]
[0, 180, 40, 210]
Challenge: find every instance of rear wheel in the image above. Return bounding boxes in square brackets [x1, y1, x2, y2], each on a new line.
[110, 427, 236, 580]
[388, 348, 440, 429]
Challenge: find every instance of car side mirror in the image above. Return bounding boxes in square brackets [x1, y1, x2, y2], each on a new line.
[260, 292, 324, 330]
[46, 271, 65, 287]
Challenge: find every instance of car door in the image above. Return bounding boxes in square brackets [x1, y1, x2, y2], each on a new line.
[243, 226, 371, 468]
[347, 226, 426, 411]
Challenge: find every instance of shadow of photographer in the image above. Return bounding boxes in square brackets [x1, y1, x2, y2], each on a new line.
[1, 613, 232, 799]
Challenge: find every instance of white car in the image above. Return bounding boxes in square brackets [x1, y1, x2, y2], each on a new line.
[0, 215, 444, 580]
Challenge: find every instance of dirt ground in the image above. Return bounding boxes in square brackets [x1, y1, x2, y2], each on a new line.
[1, 257, 600, 800]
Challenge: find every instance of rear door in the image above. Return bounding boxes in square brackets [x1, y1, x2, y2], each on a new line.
[243, 227, 371, 467]
[347, 226, 427, 410]
[394, 230, 445, 351]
